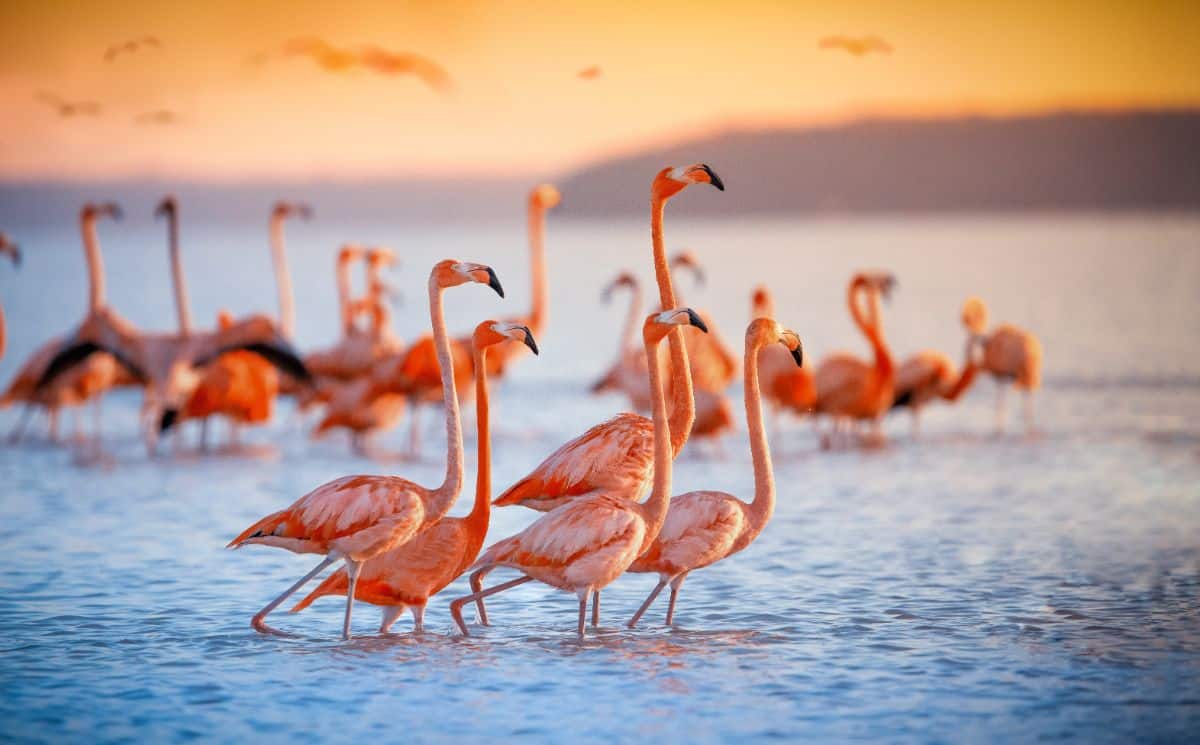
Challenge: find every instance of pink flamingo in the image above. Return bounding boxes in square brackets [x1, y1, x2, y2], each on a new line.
[628, 318, 802, 626]
[0, 233, 20, 361]
[290, 320, 537, 632]
[226, 260, 504, 639]
[752, 285, 816, 429]
[450, 308, 709, 637]
[961, 296, 1043, 434]
[891, 299, 982, 437]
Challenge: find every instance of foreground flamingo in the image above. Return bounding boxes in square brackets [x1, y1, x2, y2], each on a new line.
[961, 296, 1043, 434]
[450, 308, 708, 637]
[751, 285, 816, 426]
[813, 272, 897, 447]
[492, 163, 723, 513]
[628, 317, 803, 627]
[0, 233, 20, 360]
[291, 320, 537, 632]
[226, 260, 504, 639]
[2, 204, 130, 443]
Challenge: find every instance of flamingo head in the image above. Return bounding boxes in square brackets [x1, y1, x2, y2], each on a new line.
[961, 296, 989, 335]
[366, 246, 396, 268]
[644, 307, 708, 343]
[751, 285, 774, 317]
[217, 309, 235, 331]
[0, 233, 20, 267]
[652, 163, 725, 201]
[154, 195, 177, 220]
[337, 243, 366, 264]
[474, 320, 538, 355]
[530, 184, 562, 210]
[434, 259, 504, 297]
[748, 318, 803, 367]
[601, 271, 638, 302]
[670, 249, 705, 287]
[854, 271, 896, 302]
[82, 202, 123, 222]
[272, 201, 313, 221]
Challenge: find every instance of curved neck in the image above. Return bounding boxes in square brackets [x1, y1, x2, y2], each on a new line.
[849, 280, 891, 382]
[428, 275, 464, 516]
[467, 345, 492, 525]
[616, 281, 642, 360]
[527, 203, 548, 335]
[743, 334, 775, 531]
[81, 213, 106, 312]
[640, 333, 674, 551]
[943, 339, 980, 401]
[269, 214, 295, 337]
[165, 210, 192, 336]
[650, 196, 694, 454]
[337, 257, 355, 336]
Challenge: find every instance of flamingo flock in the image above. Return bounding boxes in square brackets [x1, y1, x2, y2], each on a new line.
[0, 163, 1043, 639]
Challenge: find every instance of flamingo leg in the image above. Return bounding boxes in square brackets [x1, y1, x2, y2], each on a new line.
[576, 588, 589, 637]
[469, 567, 492, 625]
[995, 382, 1007, 433]
[411, 603, 426, 633]
[48, 407, 60, 443]
[665, 572, 688, 626]
[449, 575, 533, 636]
[8, 403, 35, 443]
[627, 578, 668, 628]
[911, 409, 921, 439]
[341, 559, 361, 640]
[252, 555, 336, 636]
[591, 591, 601, 627]
[1023, 390, 1036, 435]
[379, 605, 406, 633]
[200, 418, 209, 452]
[92, 397, 102, 445]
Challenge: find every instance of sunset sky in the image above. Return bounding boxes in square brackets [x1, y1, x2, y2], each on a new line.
[1, 0, 1198, 181]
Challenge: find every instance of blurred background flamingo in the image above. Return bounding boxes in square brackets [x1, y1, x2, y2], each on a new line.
[962, 296, 1043, 435]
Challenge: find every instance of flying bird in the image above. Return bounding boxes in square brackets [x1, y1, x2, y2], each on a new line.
[818, 35, 893, 56]
[577, 65, 602, 80]
[135, 110, 179, 126]
[104, 36, 161, 62]
[359, 46, 452, 92]
[283, 37, 359, 72]
[34, 92, 101, 118]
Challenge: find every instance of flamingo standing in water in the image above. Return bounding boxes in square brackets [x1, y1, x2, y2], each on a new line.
[291, 320, 538, 632]
[2, 204, 133, 443]
[0, 233, 20, 360]
[226, 260, 504, 639]
[590, 271, 650, 409]
[961, 296, 1043, 434]
[752, 285, 816, 427]
[451, 308, 709, 637]
[628, 318, 803, 627]
[891, 300, 982, 437]
[813, 271, 897, 448]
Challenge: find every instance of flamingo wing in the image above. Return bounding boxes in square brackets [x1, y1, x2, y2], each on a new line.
[493, 412, 654, 510]
[228, 475, 429, 561]
[633, 491, 744, 573]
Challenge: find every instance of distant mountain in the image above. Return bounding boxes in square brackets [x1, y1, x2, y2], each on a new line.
[556, 110, 1200, 216]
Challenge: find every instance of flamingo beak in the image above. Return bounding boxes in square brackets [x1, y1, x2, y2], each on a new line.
[685, 308, 708, 333]
[700, 164, 724, 191]
[520, 327, 539, 356]
[159, 409, 179, 433]
[484, 267, 504, 298]
[790, 342, 803, 367]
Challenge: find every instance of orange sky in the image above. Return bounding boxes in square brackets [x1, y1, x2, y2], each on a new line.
[1, 0, 1198, 181]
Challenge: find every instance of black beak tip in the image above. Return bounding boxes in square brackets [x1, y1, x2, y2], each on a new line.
[159, 409, 178, 433]
[686, 308, 709, 333]
[486, 268, 504, 298]
[791, 346, 804, 368]
[702, 164, 725, 191]
[522, 328, 539, 356]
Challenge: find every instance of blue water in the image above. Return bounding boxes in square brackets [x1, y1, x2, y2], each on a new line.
[1, 212, 1198, 743]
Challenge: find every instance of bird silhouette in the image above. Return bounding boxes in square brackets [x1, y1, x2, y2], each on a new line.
[278, 38, 452, 92]
[818, 35, 893, 56]
[135, 110, 179, 126]
[34, 92, 101, 117]
[104, 36, 162, 62]
[577, 65, 602, 80]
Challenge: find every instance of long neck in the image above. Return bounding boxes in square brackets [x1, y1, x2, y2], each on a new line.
[651, 196, 694, 454]
[337, 257, 355, 336]
[743, 334, 775, 531]
[81, 213, 106, 312]
[615, 281, 642, 360]
[466, 345, 492, 525]
[639, 334, 674, 551]
[166, 210, 192, 336]
[428, 276, 464, 516]
[527, 202, 548, 335]
[849, 281, 892, 383]
[269, 214, 295, 337]
[942, 339, 980, 401]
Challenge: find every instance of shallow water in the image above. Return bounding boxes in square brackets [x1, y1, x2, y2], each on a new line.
[1, 212, 1198, 743]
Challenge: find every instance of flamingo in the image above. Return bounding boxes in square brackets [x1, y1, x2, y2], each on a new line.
[2, 204, 131, 443]
[813, 272, 897, 448]
[450, 308, 709, 637]
[961, 296, 1043, 434]
[492, 163, 723, 514]
[670, 250, 738, 392]
[628, 317, 803, 627]
[891, 318, 981, 438]
[484, 184, 560, 378]
[590, 271, 650, 409]
[752, 285, 816, 427]
[0, 233, 20, 361]
[291, 320, 537, 632]
[226, 259, 504, 639]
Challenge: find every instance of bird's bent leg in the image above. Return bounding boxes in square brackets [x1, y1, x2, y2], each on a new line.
[469, 567, 492, 625]
[379, 605, 406, 634]
[591, 591, 601, 627]
[252, 556, 336, 636]
[449, 575, 533, 636]
[665, 572, 689, 626]
[627, 578, 668, 628]
[341, 559, 361, 640]
[411, 603, 426, 633]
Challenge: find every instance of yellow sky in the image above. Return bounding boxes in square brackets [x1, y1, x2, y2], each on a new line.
[1, 0, 1198, 180]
